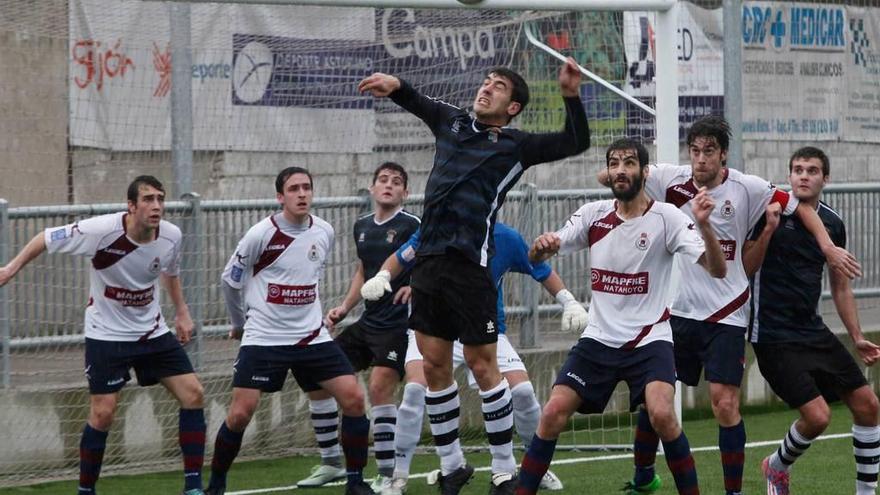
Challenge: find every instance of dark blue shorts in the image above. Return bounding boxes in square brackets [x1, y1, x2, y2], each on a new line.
[84, 332, 195, 394]
[232, 341, 354, 393]
[671, 316, 745, 387]
[335, 320, 408, 378]
[554, 338, 675, 414]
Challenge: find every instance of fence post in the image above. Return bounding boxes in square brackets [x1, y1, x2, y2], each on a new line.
[519, 183, 539, 349]
[0, 199, 10, 388]
[181, 193, 203, 370]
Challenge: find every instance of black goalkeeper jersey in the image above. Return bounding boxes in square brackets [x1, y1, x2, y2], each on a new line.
[748, 201, 847, 343]
[388, 79, 590, 267]
[353, 209, 420, 331]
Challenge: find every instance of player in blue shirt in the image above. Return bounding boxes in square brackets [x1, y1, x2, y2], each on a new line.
[362, 223, 587, 495]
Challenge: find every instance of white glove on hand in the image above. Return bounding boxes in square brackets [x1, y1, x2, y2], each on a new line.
[361, 270, 392, 301]
[556, 289, 588, 332]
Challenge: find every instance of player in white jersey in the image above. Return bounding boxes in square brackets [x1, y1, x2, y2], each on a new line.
[599, 116, 861, 495]
[205, 168, 373, 495]
[0, 176, 206, 495]
[515, 139, 727, 495]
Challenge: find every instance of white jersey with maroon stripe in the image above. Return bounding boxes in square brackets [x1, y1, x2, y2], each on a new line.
[644, 164, 798, 327]
[44, 212, 181, 342]
[557, 199, 706, 349]
[221, 213, 334, 347]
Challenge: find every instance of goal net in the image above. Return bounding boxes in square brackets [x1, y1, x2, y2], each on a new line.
[0, 0, 682, 485]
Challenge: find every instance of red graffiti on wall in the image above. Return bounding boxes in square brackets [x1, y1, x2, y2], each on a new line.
[72, 39, 135, 91]
[152, 42, 172, 97]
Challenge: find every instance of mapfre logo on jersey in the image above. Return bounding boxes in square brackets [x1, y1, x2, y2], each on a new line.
[266, 283, 317, 306]
[719, 239, 737, 261]
[104, 285, 155, 307]
[591, 268, 649, 295]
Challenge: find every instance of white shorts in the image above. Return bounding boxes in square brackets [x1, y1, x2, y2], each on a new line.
[404, 331, 526, 387]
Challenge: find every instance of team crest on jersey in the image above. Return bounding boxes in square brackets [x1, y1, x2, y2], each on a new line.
[148, 257, 161, 274]
[358, 232, 365, 242]
[488, 130, 499, 143]
[386, 229, 397, 243]
[636, 232, 650, 251]
[50, 228, 68, 242]
[308, 244, 319, 262]
[720, 200, 735, 218]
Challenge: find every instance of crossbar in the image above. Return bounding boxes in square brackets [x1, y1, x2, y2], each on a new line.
[164, 0, 677, 11]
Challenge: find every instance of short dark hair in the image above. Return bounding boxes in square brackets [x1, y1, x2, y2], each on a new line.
[789, 146, 830, 177]
[487, 67, 530, 118]
[686, 115, 731, 152]
[127, 175, 165, 202]
[275, 167, 313, 193]
[372, 161, 408, 189]
[605, 138, 649, 168]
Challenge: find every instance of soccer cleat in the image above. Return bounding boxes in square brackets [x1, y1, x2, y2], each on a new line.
[438, 464, 475, 495]
[762, 456, 791, 495]
[621, 474, 662, 494]
[488, 472, 517, 495]
[182, 490, 205, 495]
[370, 475, 393, 493]
[345, 480, 377, 495]
[382, 477, 408, 495]
[297, 464, 348, 487]
[539, 469, 564, 490]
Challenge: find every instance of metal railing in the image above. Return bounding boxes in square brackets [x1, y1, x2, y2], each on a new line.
[0, 183, 878, 387]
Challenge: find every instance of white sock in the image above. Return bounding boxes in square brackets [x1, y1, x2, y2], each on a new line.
[480, 378, 516, 475]
[426, 383, 465, 476]
[393, 382, 426, 480]
[853, 424, 880, 495]
[769, 421, 812, 472]
[511, 381, 541, 449]
[371, 404, 398, 477]
[309, 398, 341, 467]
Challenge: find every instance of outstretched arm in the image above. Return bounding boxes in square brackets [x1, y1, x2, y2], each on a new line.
[540, 270, 588, 333]
[742, 203, 781, 277]
[795, 203, 861, 279]
[359, 73, 457, 132]
[326, 261, 365, 329]
[162, 274, 194, 344]
[0, 232, 47, 287]
[520, 58, 590, 166]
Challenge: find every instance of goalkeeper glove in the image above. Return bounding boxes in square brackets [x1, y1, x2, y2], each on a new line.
[556, 289, 587, 332]
[361, 270, 392, 301]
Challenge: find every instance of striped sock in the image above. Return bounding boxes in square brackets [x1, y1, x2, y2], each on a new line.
[310, 398, 342, 468]
[662, 431, 699, 495]
[853, 424, 880, 495]
[371, 404, 397, 478]
[426, 383, 465, 476]
[480, 378, 516, 475]
[515, 435, 557, 495]
[178, 408, 206, 491]
[769, 421, 812, 472]
[510, 381, 541, 449]
[78, 423, 108, 494]
[393, 382, 426, 479]
[633, 407, 660, 486]
[208, 421, 243, 491]
[719, 420, 745, 494]
[340, 414, 370, 485]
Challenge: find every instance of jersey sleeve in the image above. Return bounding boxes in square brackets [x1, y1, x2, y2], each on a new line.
[740, 173, 799, 230]
[389, 79, 460, 134]
[519, 96, 590, 167]
[834, 217, 847, 250]
[221, 228, 262, 290]
[395, 229, 421, 270]
[665, 208, 706, 265]
[162, 236, 182, 277]
[44, 216, 106, 256]
[643, 163, 686, 201]
[556, 203, 593, 256]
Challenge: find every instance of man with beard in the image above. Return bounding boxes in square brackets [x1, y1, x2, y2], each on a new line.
[600, 117, 861, 495]
[515, 138, 728, 495]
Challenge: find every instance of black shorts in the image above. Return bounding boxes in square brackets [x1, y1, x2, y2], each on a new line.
[409, 253, 498, 346]
[753, 331, 868, 409]
[232, 342, 354, 393]
[672, 316, 745, 387]
[335, 320, 408, 378]
[554, 338, 676, 414]
[84, 332, 195, 394]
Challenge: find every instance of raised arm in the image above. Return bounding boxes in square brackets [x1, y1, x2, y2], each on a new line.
[359, 73, 457, 132]
[520, 58, 590, 166]
[795, 202, 861, 279]
[0, 232, 46, 287]
[326, 261, 365, 329]
[742, 203, 781, 277]
[692, 188, 727, 278]
[162, 274, 194, 344]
